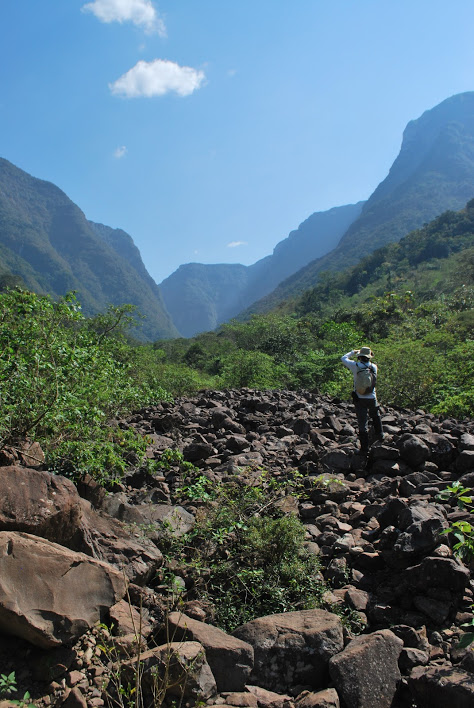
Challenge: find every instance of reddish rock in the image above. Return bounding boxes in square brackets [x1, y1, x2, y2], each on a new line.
[123, 641, 216, 701]
[245, 685, 294, 708]
[164, 612, 254, 692]
[295, 688, 340, 708]
[0, 531, 126, 648]
[0, 466, 82, 545]
[409, 665, 474, 707]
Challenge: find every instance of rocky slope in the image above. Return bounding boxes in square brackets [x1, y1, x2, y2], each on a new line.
[0, 158, 177, 341]
[1, 390, 474, 707]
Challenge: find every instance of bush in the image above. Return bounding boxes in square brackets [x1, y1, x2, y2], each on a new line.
[0, 289, 172, 484]
[161, 474, 327, 632]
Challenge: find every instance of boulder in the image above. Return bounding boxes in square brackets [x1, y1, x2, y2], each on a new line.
[459, 432, 474, 451]
[328, 629, 402, 708]
[246, 685, 294, 708]
[0, 531, 126, 648]
[398, 556, 470, 595]
[123, 641, 216, 701]
[109, 599, 152, 638]
[319, 450, 352, 471]
[418, 433, 456, 468]
[456, 450, 474, 473]
[398, 434, 430, 467]
[183, 441, 215, 462]
[409, 665, 474, 707]
[71, 499, 163, 585]
[0, 466, 82, 545]
[163, 612, 254, 692]
[392, 502, 448, 558]
[104, 497, 195, 537]
[233, 610, 344, 693]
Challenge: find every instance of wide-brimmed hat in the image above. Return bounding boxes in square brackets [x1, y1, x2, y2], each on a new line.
[358, 346, 373, 358]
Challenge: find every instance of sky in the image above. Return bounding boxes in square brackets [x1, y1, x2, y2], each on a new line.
[1, 1, 474, 284]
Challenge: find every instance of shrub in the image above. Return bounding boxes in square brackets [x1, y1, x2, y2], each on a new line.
[160, 474, 328, 632]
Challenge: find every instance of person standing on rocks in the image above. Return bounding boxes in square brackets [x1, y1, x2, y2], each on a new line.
[341, 346, 384, 455]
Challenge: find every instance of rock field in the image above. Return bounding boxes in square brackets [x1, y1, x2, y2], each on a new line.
[1, 388, 474, 708]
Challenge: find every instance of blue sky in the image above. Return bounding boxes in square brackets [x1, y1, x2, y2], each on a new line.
[2, 1, 474, 283]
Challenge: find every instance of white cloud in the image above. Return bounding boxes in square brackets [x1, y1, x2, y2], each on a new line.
[114, 145, 127, 158]
[109, 59, 205, 98]
[82, 0, 166, 36]
[227, 241, 247, 248]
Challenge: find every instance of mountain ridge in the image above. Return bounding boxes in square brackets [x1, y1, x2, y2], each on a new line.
[243, 91, 474, 315]
[0, 158, 177, 341]
[160, 201, 364, 337]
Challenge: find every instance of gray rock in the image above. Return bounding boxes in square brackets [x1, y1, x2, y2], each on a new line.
[398, 434, 431, 467]
[459, 433, 474, 451]
[233, 609, 344, 693]
[457, 450, 474, 473]
[329, 629, 402, 708]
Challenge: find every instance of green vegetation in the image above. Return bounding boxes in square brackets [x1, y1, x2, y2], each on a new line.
[0, 202, 472, 493]
[438, 482, 474, 650]
[439, 482, 474, 562]
[156, 202, 474, 418]
[0, 672, 34, 708]
[0, 671, 16, 696]
[0, 288, 175, 486]
[160, 469, 359, 633]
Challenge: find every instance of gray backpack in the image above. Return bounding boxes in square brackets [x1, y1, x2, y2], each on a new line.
[355, 363, 376, 395]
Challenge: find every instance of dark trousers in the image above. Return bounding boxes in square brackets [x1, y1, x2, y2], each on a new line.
[354, 396, 383, 451]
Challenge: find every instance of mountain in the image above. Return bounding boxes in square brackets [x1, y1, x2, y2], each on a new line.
[160, 202, 364, 337]
[244, 91, 474, 314]
[297, 199, 474, 316]
[0, 158, 177, 340]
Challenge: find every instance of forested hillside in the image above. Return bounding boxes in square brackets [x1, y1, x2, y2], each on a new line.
[0, 158, 177, 340]
[155, 201, 474, 418]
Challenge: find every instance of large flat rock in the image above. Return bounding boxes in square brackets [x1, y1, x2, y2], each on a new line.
[0, 531, 126, 648]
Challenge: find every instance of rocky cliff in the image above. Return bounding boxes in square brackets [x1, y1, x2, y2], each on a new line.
[246, 91, 474, 314]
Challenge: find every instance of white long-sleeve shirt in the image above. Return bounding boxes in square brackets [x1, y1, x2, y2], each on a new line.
[341, 350, 377, 400]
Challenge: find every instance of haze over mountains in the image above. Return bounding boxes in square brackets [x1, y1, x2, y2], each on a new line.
[159, 202, 364, 337]
[0, 91, 474, 340]
[163, 91, 474, 331]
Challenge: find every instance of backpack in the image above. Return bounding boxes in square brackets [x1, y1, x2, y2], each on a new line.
[355, 363, 376, 395]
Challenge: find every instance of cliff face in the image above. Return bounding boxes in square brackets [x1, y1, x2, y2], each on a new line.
[160, 202, 364, 337]
[245, 91, 474, 314]
[0, 158, 177, 340]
